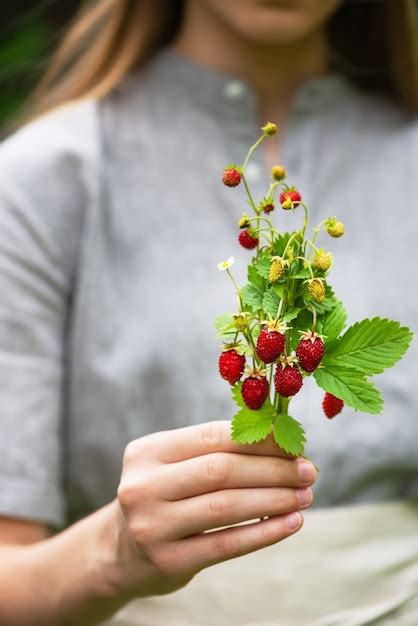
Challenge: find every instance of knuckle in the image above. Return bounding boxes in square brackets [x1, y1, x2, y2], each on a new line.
[116, 481, 137, 509]
[117, 476, 153, 510]
[204, 453, 230, 484]
[208, 492, 230, 522]
[201, 421, 224, 451]
[123, 439, 144, 466]
[131, 517, 156, 546]
[214, 532, 238, 558]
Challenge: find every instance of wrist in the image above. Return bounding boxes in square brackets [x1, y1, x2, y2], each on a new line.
[88, 499, 137, 605]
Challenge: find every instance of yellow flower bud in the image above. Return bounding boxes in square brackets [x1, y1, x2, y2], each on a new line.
[271, 165, 287, 181]
[262, 122, 278, 136]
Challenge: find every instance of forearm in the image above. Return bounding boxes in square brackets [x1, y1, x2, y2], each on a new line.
[0, 501, 132, 626]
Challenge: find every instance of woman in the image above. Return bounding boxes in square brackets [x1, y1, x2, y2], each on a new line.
[0, 1, 417, 624]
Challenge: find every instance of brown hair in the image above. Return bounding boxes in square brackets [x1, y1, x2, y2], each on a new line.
[28, 0, 418, 120]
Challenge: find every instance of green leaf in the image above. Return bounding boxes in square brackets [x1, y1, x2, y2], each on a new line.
[262, 287, 280, 317]
[318, 301, 347, 344]
[254, 252, 272, 280]
[324, 318, 413, 376]
[272, 283, 286, 298]
[232, 382, 245, 407]
[289, 308, 314, 351]
[283, 307, 301, 324]
[314, 365, 383, 414]
[291, 269, 311, 280]
[273, 413, 306, 456]
[273, 232, 295, 256]
[241, 283, 263, 312]
[247, 265, 264, 291]
[231, 384, 275, 444]
[214, 313, 234, 333]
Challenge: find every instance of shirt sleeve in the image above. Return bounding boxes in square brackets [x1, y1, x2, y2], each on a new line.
[0, 100, 99, 530]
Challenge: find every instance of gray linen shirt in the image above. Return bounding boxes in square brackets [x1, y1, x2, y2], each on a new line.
[0, 48, 417, 530]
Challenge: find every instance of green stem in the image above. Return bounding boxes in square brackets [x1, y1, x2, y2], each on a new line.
[310, 306, 317, 332]
[291, 256, 315, 280]
[304, 239, 319, 260]
[299, 202, 309, 237]
[246, 326, 258, 369]
[242, 134, 266, 171]
[242, 174, 259, 214]
[226, 269, 243, 310]
[282, 231, 302, 259]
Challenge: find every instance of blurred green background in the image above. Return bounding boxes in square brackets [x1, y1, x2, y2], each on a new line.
[0, 1, 82, 128]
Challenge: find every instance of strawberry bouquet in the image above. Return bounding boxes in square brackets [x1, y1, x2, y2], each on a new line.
[216, 122, 413, 457]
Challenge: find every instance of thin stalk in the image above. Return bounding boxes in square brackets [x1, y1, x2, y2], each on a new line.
[282, 231, 302, 259]
[226, 269, 243, 310]
[242, 134, 266, 171]
[242, 174, 259, 214]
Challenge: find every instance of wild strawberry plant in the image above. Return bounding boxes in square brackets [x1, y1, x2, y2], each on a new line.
[216, 122, 413, 457]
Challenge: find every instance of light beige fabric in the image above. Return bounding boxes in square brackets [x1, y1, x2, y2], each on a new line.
[103, 498, 418, 626]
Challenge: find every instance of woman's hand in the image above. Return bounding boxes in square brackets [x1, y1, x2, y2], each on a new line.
[109, 420, 316, 599]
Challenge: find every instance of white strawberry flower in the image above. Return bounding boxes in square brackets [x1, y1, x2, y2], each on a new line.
[217, 256, 235, 271]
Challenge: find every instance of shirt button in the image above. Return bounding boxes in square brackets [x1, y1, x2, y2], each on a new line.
[245, 162, 262, 184]
[223, 80, 247, 100]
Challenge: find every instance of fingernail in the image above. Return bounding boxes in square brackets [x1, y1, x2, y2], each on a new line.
[296, 487, 313, 507]
[297, 460, 316, 483]
[285, 511, 302, 530]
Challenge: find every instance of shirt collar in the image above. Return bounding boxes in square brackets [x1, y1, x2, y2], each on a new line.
[147, 46, 354, 119]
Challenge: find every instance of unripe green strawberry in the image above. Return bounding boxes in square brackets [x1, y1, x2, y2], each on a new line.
[238, 213, 251, 229]
[314, 250, 333, 271]
[326, 218, 345, 238]
[308, 278, 326, 303]
[271, 164, 286, 181]
[233, 315, 248, 332]
[268, 258, 285, 282]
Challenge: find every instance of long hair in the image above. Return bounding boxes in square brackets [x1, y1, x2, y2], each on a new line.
[27, 0, 418, 120]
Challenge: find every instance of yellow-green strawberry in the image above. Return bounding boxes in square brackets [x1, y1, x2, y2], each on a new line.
[314, 250, 333, 271]
[308, 278, 326, 303]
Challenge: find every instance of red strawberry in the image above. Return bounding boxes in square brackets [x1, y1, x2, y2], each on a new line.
[263, 202, 275, 214]
[241, 376, 269, 410]
[323, 393, 344, 419]
[279, 189, 301, 207]
[296, 333, 325, 373]
[222, 167, 241, 187]
[238, 229, 259, 249]
[274, 364, 303, 397]
[256, 326, 286, 364]
[218, 349, 245, 385]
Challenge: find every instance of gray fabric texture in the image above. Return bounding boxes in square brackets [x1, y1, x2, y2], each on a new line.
[0, 47, 417, 530]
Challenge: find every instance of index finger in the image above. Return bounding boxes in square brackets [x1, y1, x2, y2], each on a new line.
[147, 420, 296, 463]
